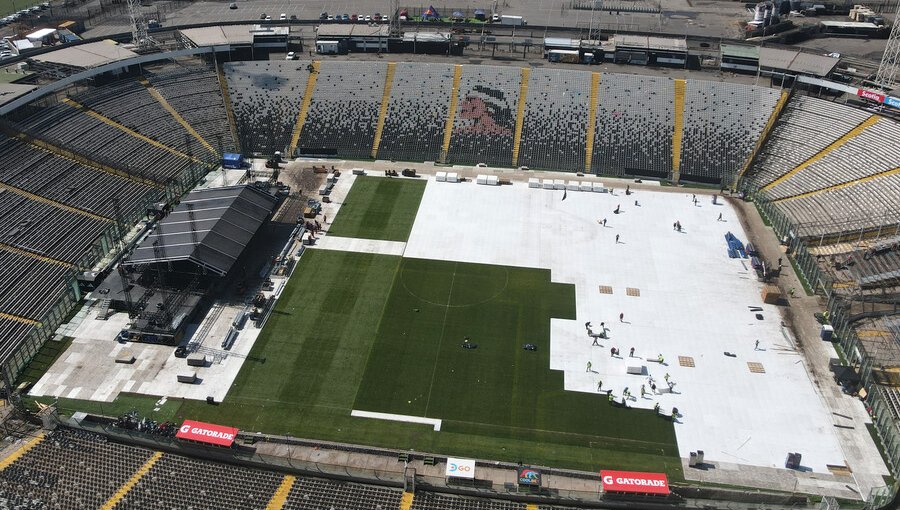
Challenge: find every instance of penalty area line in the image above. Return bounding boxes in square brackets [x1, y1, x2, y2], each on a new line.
[350, 410, 442, 431]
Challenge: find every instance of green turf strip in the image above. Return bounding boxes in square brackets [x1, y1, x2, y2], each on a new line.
[325, 176, 426, 242]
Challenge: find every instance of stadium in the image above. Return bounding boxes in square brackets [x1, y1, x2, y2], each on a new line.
[0, 1, 896, 508]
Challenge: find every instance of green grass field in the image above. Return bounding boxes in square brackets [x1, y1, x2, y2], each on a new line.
[325, 176, 426, 241]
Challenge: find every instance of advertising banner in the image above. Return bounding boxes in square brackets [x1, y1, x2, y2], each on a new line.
[517, 466, 541, 486]
[445, 457, 476, 479]
[600, 470, 670, 495]
[176, 420, 239, 447]
[857, 88, 885, 103]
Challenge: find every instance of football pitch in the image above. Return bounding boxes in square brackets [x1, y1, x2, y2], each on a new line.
[175, 176, 680, 476]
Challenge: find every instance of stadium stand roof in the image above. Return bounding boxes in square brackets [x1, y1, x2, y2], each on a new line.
[614, 34, 687, 53]
[30, 40, 139, 69]
[316, 24, 390, 38]
[179, 25, 256, 46]
[124, 185, 278, 276]
[759, 47, 838, 77]
[0, 83, 39, 105]
[721, 43, 759, 59]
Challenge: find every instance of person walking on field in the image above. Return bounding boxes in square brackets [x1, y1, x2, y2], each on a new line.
[619, 312, 624, 322]
[597, 380, 603, 392]
[586, 361, 592, 372]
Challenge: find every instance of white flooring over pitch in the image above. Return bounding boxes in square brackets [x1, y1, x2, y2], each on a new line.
[404, 178, 846, 474]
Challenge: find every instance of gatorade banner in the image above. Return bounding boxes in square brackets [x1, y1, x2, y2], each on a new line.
[600, 470, 670, 494]
[176, 420, 238, 447]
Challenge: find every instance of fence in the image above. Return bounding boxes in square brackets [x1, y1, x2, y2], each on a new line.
[750, 191, 833, 297]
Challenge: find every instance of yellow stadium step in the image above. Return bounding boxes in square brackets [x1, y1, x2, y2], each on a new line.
[736, 89, 789, 184]
[63, 99, 203, 164]
[371, 62, 397, 159]
[0, 432, 44, 471]
[763, 115, 880, 193]
[671, 79, 686, 183]
[0, 182, 112, 223]
[857, 329, 889, 337]
[440, 65, 463, 164]
[217, 62, 241, 153]
[0, 241, 74, 270]
[265, 474, 296, 510]
[399, 491, 414, 510]
[139, 78, 218, 157]
[775, 164, 900, 203]
[99, 451, 163, 510]
[289, 61, 320, 157]
[0, 125, 163, 189]
[0, 311, 41, 326]
[511, 67, 530, 167]
[584, 72, 602, 173]
[525, 505, 539, 510]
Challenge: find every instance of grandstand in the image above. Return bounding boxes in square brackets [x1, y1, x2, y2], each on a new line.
[592, 74, 674, 178]
[297, 61, 388, 158]
[225, 60, 309, 156]
[0, 45, 897, 508]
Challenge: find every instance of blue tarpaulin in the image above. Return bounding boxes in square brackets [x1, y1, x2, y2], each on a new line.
[422, 5, 440, 19]
[222, 153, 243, 169]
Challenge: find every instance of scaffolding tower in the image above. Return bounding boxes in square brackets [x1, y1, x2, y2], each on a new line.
[874, 0, 900, 90]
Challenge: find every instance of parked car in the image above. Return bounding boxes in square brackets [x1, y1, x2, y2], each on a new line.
[286, 51, 296, 60]
[280, 13, 286, 19]
[228, 2, 237, 8]
[319, 11, 328, 19]
[364, 14, 371, 21]
[259, 12, 266, 19]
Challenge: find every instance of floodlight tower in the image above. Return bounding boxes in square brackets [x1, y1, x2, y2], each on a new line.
[127, 0, 152, 49]
[873, 0, 900, 90]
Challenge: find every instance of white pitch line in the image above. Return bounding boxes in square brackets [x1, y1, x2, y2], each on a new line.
[351, 410, 442, 431]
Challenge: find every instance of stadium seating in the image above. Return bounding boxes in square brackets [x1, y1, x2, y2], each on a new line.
[447, 65, 522, 166]
[282, 476, 404, 509]
[747, 96, 871, 188]
[297, 61, 387, 158]
[0, 133, 161, 218]
[0, 428, 154, 509]
[13, 102, 193, 184]
[679, 80, 780, 183]
[225, 60, 310, 156]
[410, 492, 524, 509]
[517, 68, 591, 172]
[592, 73, 674, 178]
[144, 61, 236, 155]
[764, 116, 900, 200]
[73, 79, 205, 160]
[0, 193, 109, 264]
[117, 452, 284, 509]
[776, 173, 900, 238]
[377, 62, 454, 162]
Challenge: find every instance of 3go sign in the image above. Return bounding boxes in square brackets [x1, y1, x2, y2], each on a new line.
[445, 458, 476, 479]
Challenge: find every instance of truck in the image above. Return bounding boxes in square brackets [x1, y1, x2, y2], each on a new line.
[500, 15, 526, 26]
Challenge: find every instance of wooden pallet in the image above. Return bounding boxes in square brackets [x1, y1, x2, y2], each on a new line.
[626, 287, 641, 297]
[678, 356, 695, 368]
[747, 362, 766, 374]
[598, 285, 613, 294]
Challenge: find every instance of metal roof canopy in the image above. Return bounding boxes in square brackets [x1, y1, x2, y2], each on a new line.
[759, 47, 838, 77]
[124, 185, 278, 276]
[316, 24, 390, 38]
[30, 40, 139, 69]
[614, 34, 687, 53]
[721, 43, 760, 60]
[179, 25, 256, 46]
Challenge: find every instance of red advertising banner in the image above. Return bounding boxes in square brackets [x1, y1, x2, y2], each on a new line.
[857, 88, 885, 103]
[176, 420, 239, 447]
[600, 470, 670, 495]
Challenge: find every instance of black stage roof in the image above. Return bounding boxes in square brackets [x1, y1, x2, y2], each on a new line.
[124, 185, 278, 276]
